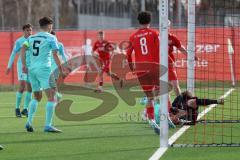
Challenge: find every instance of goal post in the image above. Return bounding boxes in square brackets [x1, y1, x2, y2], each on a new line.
[170, 0, 240, 148]
[159, 0, 169, 148]
[187, 0, 195, 94]
[152, 1, 240, 159]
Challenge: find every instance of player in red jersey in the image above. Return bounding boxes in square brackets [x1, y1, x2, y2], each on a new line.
[168, 20, 189, 96]
[127, 11, 160, 120]
[93, 31, 123, 92]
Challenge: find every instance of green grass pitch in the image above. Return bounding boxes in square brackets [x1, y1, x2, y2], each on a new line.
[0, 87, 239, 160]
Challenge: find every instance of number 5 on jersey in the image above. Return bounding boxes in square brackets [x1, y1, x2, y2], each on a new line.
[33, 40, 41, 56]
[140, 37, 148, 55]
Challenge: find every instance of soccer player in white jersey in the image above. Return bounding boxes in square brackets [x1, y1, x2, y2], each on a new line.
[82, 38, 99, 72]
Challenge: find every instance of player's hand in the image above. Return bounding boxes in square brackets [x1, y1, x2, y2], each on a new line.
[22, 66, 28, 74]
[195, 56, 199, 61]
[93, 54, 99, 59]
[63, 66, 72, 77]
[217, 98, 224, 105]
[59, 67, 68, 79]
[59, 68, 65, 78]
[5, 68, 11, 75]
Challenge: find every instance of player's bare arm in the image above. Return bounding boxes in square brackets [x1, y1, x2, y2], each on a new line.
[53, 50, 64, 77]
[20, 45, 28, 74]
[179, 45, 198, 60]
[92, 51, 99, 58]
[5, 67, 11, 75]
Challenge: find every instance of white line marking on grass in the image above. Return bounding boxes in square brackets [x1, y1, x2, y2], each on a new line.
[0, 113, 123, 118]
[149, 88, 235, 160]
[197, 88, 234, 120]
[0, 115, 44, 118]
[0, 103, 15, 105]
[0, 101, 99, 106]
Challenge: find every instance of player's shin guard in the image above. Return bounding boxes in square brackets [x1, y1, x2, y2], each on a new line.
[23, 92, 32, 109]
[27, 99, 38, 125]
[16, 92, 23, 109]
[45, 101, 56, 127]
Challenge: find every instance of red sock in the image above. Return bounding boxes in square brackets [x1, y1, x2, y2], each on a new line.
[146, 104, 154, 120]
[168, 100, 171, 112]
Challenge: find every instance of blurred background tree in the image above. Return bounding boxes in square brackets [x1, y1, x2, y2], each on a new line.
[0, 0, 239, 30]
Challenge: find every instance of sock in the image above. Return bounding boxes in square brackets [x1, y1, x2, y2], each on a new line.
[98, 82, 103, 90]
[146, 101, 154, 120]
[23, 92, 32, 109]
[168, 100, 172, 112]
[196, 98, 218, 106]
[45, 101, 56, 127]
[27, 99, 38, 125]
[15, 92, 23, 109]
[154, 103, 160, 124]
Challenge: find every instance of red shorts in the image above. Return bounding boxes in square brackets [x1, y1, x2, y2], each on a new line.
[138, 76, 159, 93]
[100, 59, 110, 73]
[135, 63, 159, 93]
[136, 64, 178, 93]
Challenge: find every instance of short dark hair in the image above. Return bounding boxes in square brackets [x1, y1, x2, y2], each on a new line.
[137, 11, 151, 25]
[182, 90, 193, 99]
[39, 17, 53, 27]
[22, 23, 32, 30]
[50, 31, 56, 35]
[98, 31, 104, 35]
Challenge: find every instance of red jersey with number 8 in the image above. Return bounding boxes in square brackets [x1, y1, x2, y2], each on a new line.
[127, 28, 159, 63]
[127, 28, 160, 93]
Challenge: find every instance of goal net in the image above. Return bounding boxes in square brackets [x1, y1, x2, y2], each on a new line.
[166, 0, 240, 148]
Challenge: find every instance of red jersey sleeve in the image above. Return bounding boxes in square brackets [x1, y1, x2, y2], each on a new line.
[93, 41, 98, 52]
[126, 36, 134, 71]
[168, 34, 182, 63]
[171, 34, 182, 49]
[127, 36, 134, 63]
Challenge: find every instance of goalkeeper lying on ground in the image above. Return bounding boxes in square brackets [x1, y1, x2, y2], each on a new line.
[168, 90, 224, 125]
[154, 90, 224, 127]
[140, 90, 224, 134]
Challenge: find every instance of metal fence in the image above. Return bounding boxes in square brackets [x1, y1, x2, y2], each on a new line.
[0, 0, 240, 30]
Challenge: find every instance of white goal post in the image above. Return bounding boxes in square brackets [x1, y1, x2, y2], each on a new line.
[159, 0, 169, 148]
[187, 0, 195, 94]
